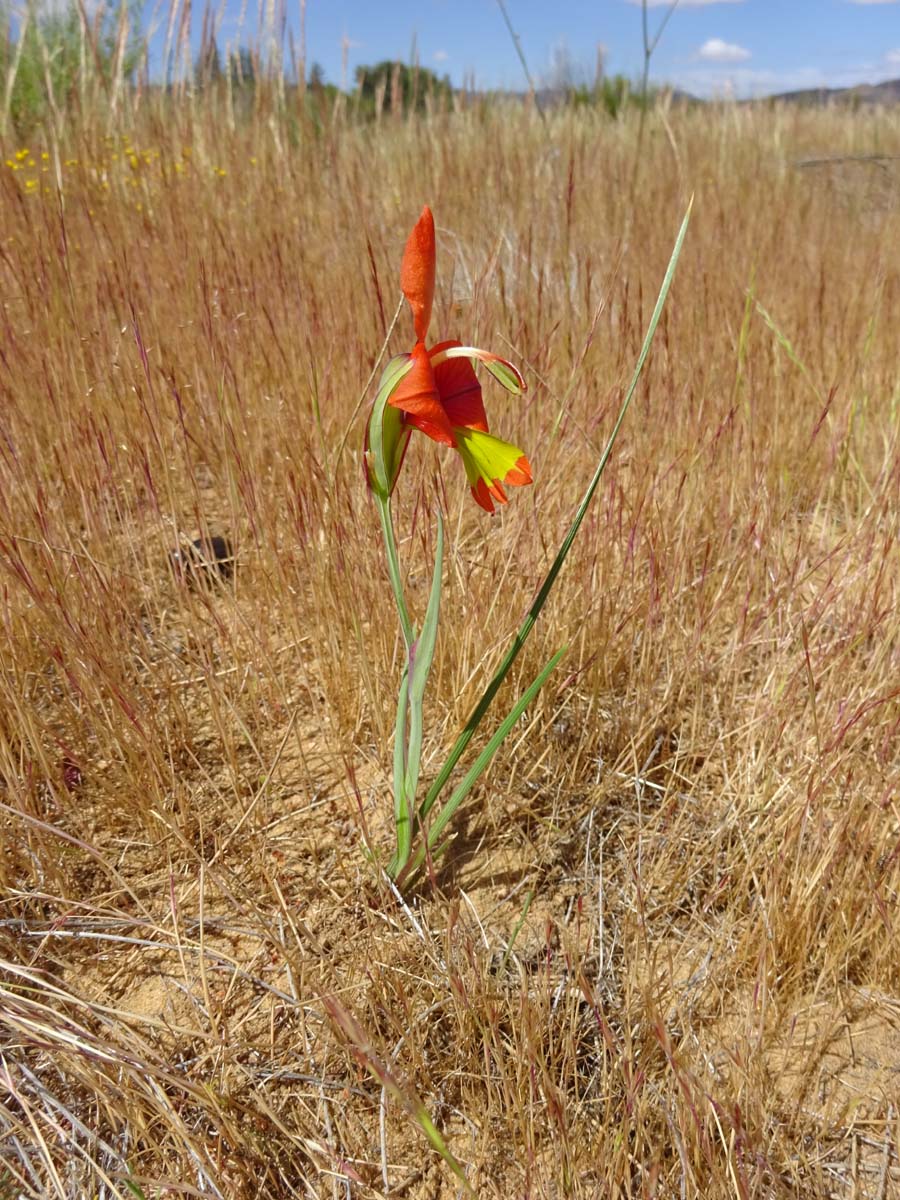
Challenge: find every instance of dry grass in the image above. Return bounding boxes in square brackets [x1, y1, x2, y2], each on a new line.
[1, 91, 900, 1198]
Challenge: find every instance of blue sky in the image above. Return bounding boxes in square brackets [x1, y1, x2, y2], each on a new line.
[210, 0, 900, 99]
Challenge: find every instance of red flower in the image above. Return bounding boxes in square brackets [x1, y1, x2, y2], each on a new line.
[387, 206, 532, 513]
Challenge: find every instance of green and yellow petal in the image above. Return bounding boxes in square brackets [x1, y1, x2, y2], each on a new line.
[453, 428, 532, 513]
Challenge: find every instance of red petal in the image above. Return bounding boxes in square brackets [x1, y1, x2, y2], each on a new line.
[431, 340, 489, 432]
[504, 455, 532, 486]
[471, 477, 497, 513]
[400, 207, 435, 344]
[389, 342, 455, 447]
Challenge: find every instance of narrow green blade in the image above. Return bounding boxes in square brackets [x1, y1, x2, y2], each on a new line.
[419, 200, 693, 825]
[408, 513, 444, 709]
[401, 647, 566, 882]
[390, 515, 444, 877]
[391, 668, 410, 851]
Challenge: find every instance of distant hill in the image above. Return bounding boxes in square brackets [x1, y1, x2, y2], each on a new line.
[768, 78, 900, 106]
[467, 77, 900, 110]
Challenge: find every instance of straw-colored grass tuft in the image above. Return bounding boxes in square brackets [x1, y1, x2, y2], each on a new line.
[2, 80, 899, 1197]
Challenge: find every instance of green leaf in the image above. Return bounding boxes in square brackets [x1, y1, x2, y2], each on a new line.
[365, 354, 413, 499]
[322, 995, 474, 1196]
[418, 199, 693, 828]
[392, 667, 410, 851]
[409, 512, 444, 711]
[401, 646, 566, 883]
[391, 514, 444, 876]
[375, 492, 415, 652]
[755, 299, 822, 404]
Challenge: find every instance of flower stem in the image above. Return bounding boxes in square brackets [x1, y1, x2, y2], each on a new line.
[378, 492, 416, 879]
[376, 495, 414, 651]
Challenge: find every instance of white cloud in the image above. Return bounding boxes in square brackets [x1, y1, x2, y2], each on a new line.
[669, 60, 898, 98]
[698, 37, 751, 62]
[887, 49, 900, 64]
[433, 49, 449, 63]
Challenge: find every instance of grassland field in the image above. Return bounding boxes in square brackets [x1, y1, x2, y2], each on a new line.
[1, 93, 900, 1198]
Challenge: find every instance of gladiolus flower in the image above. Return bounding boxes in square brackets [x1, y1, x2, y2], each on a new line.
[377, 206, 532, 513]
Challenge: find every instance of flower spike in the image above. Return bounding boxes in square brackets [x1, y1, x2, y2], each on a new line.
[367, 206, 532, 511]
[400, 206, 436, 344]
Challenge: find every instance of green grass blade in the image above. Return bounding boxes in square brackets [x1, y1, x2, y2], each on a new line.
[322, 994, 474, 1195]
[390, 515, 444, 876]
[499, 888, 534, 974]
[408, 513, 444, 712]
[418, 200, 693, 826]
[755, 299, 822, 403]
[375, 493, 414, 652]
[390, 667, 410, 872]
[402, 647, 566, 882]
